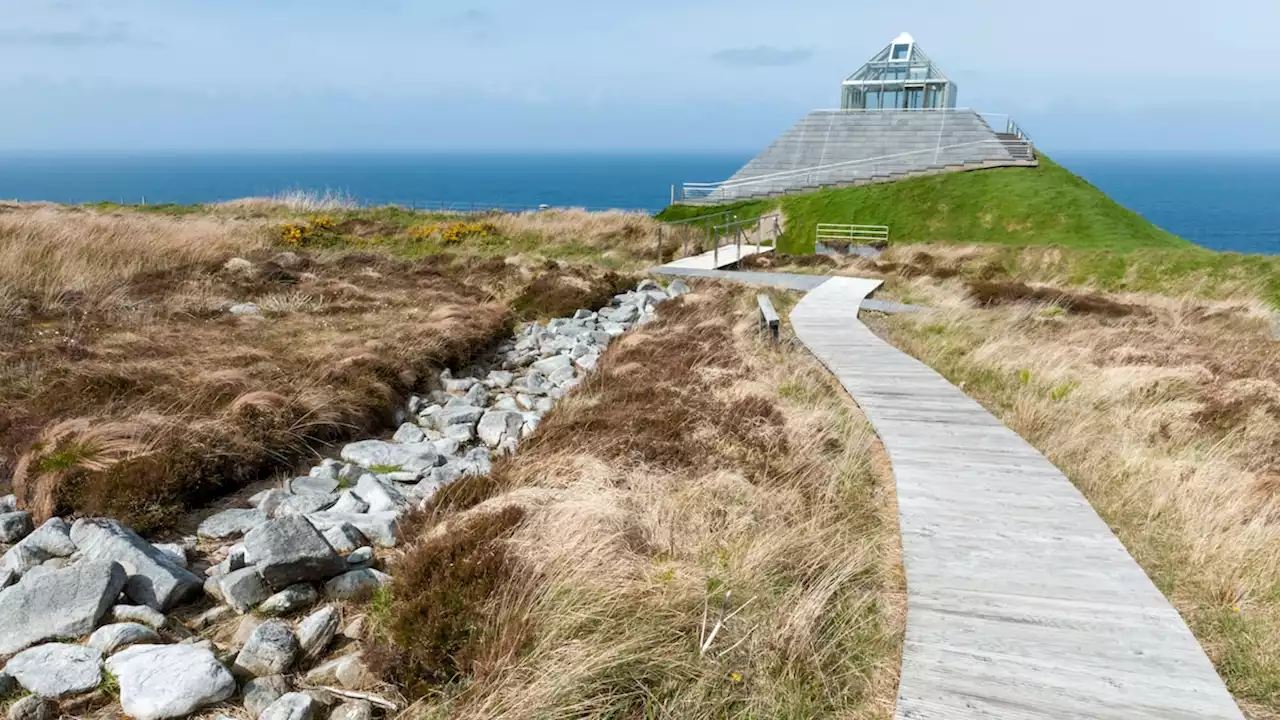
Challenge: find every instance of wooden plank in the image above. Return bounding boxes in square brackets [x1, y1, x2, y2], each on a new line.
[756, 294, 780, 340]
[790, 277, 1244, 720]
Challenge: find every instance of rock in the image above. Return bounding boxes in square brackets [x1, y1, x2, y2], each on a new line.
[233, 614, 264, 648]
[492, 395, 521, 412]
[310, 459, 340, 480]
[354, 475, 407, 514]
[456, 447, 493, 477]
[296, 605, 341, 661]
[464, 383, 489, 407]
[5, 643, 101, 697]
[0, 671, 13, 697]
[223, 257, 254, 273]
[109, 604, 168, 630]
[329, 700, 373, 720]
[428, 437, 458, 459]
[444, 423, 475, 443]
[107, 644, 236, 720]
[486, 370, 515, 388]
[197, 508, 268, 540]
[604, 303, 639, 324]
[211, 566, 270, 614]
[274, 493, 337, 517]
[575, 354, 599, 372]
[289, 475, 341, 495]
[341, 616, 365, 641]
[322, 569, 391, 601]
[346, 546, 374, 568]
[328, 491, 369, 515]
[190, 605, 233, 631]
[209, 545, 247, 577]
[303, 653, 374, 689]
[252, 489, 291, 515]
[549, 365, 576, 387]
[243, 516, 346, 591]
[70, 518, 203, 611]
[243, 674, 291, 717]
[340, 440, 439, 474]
[0, 560, 126, 655]
[337, 463, 363, 484]
[152, 542, 188, 568]
[7, 696, 53, 720]
[234, 619, 299, 677]
[1, 518, 75, 575]
[259, 692, 313, 720]
[321, 522, 367, 554]
[258, 583, 318, 616]
[391, 422, 425, 444]
[0, 568, 13, 590]
[477, 410, 523, 448]
[28, 518, 76, 556]
[0, 495, 14, 513]
[87, 622, 159, 655]
[666, 279, 690, 297]
[440, 399, 485, 424]
[0, 511, 33, 543]
[307, 512, 398, 548]
[229, 302, 260, 315]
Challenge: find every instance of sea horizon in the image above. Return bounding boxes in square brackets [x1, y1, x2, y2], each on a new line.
[0, 150, 1276, 255]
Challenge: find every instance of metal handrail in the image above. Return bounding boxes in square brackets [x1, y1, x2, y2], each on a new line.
[683, 138, 1033, 196]
[817, 223, 890, 243]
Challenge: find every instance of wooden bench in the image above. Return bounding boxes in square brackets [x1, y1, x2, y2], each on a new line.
[757, 295, 780, 341]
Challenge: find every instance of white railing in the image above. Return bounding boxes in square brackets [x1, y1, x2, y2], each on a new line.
[817, 223, 890, 245]
[680, 137, 1034, 203]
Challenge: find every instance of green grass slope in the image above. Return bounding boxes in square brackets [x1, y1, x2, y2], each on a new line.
[660, 156, 1190, 254]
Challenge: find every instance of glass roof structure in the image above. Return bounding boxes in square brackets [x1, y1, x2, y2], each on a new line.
[841, 33, 957, 110]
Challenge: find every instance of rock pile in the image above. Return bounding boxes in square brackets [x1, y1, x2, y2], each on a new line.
[0, 278, 686, 719]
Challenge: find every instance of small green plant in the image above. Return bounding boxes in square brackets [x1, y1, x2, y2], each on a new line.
[368, 464, 403, 475]
[922, 322, 949, 336]
[99, 669, 120, 698]
[1017, 368, 1033, 386]
[1040, 305, 1066, 317]
[1050, 381, 1079, 402]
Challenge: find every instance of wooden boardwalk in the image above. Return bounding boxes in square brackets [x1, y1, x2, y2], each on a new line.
[659, 243, 774, 270]
[790, 277, 1244, 719]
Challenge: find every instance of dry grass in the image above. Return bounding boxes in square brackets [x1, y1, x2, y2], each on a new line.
[0, 204, 631, 531]
[870, 279, 1280, 717]
[217, 189, 359, 211]
[0, 205, 269, 317]
[374, 286, 905, 718]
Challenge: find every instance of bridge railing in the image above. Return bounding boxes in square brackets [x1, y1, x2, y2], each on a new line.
[655, 211, 781, 265]
[817, 223, 890, 246]
[678, 137, 1034, 204]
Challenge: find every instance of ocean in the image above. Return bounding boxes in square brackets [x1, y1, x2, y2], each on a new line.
[0, 152, 1276, 255]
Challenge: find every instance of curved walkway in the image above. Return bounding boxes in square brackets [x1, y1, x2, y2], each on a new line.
[791, 277, 1243, 719]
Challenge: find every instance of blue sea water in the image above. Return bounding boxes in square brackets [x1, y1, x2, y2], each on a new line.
[0, 152, 1276, 255]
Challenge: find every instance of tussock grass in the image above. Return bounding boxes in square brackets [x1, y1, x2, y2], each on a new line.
[872, 282, 1280, 716]
[375, 286, 905, 718]
[0, 204, 630, 531]
[0, 206, 268, 317]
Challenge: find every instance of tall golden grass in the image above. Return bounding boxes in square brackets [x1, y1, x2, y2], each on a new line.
[873, 279, 1280, 716]
[377, 288, 905, 718]
[0, 205, 268, 315]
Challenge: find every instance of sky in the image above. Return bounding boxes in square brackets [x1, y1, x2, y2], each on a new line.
[1, 0, 1278, 154]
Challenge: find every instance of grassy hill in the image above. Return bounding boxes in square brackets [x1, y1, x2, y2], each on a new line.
[659, 156, 1189, 254]
[659, 155, 1280, 307]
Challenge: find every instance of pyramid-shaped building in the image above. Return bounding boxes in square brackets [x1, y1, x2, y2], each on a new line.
[681, 34, 1036, 203]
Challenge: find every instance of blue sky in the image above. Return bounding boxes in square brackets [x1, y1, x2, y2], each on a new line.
[1, 0, 1278, 153]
